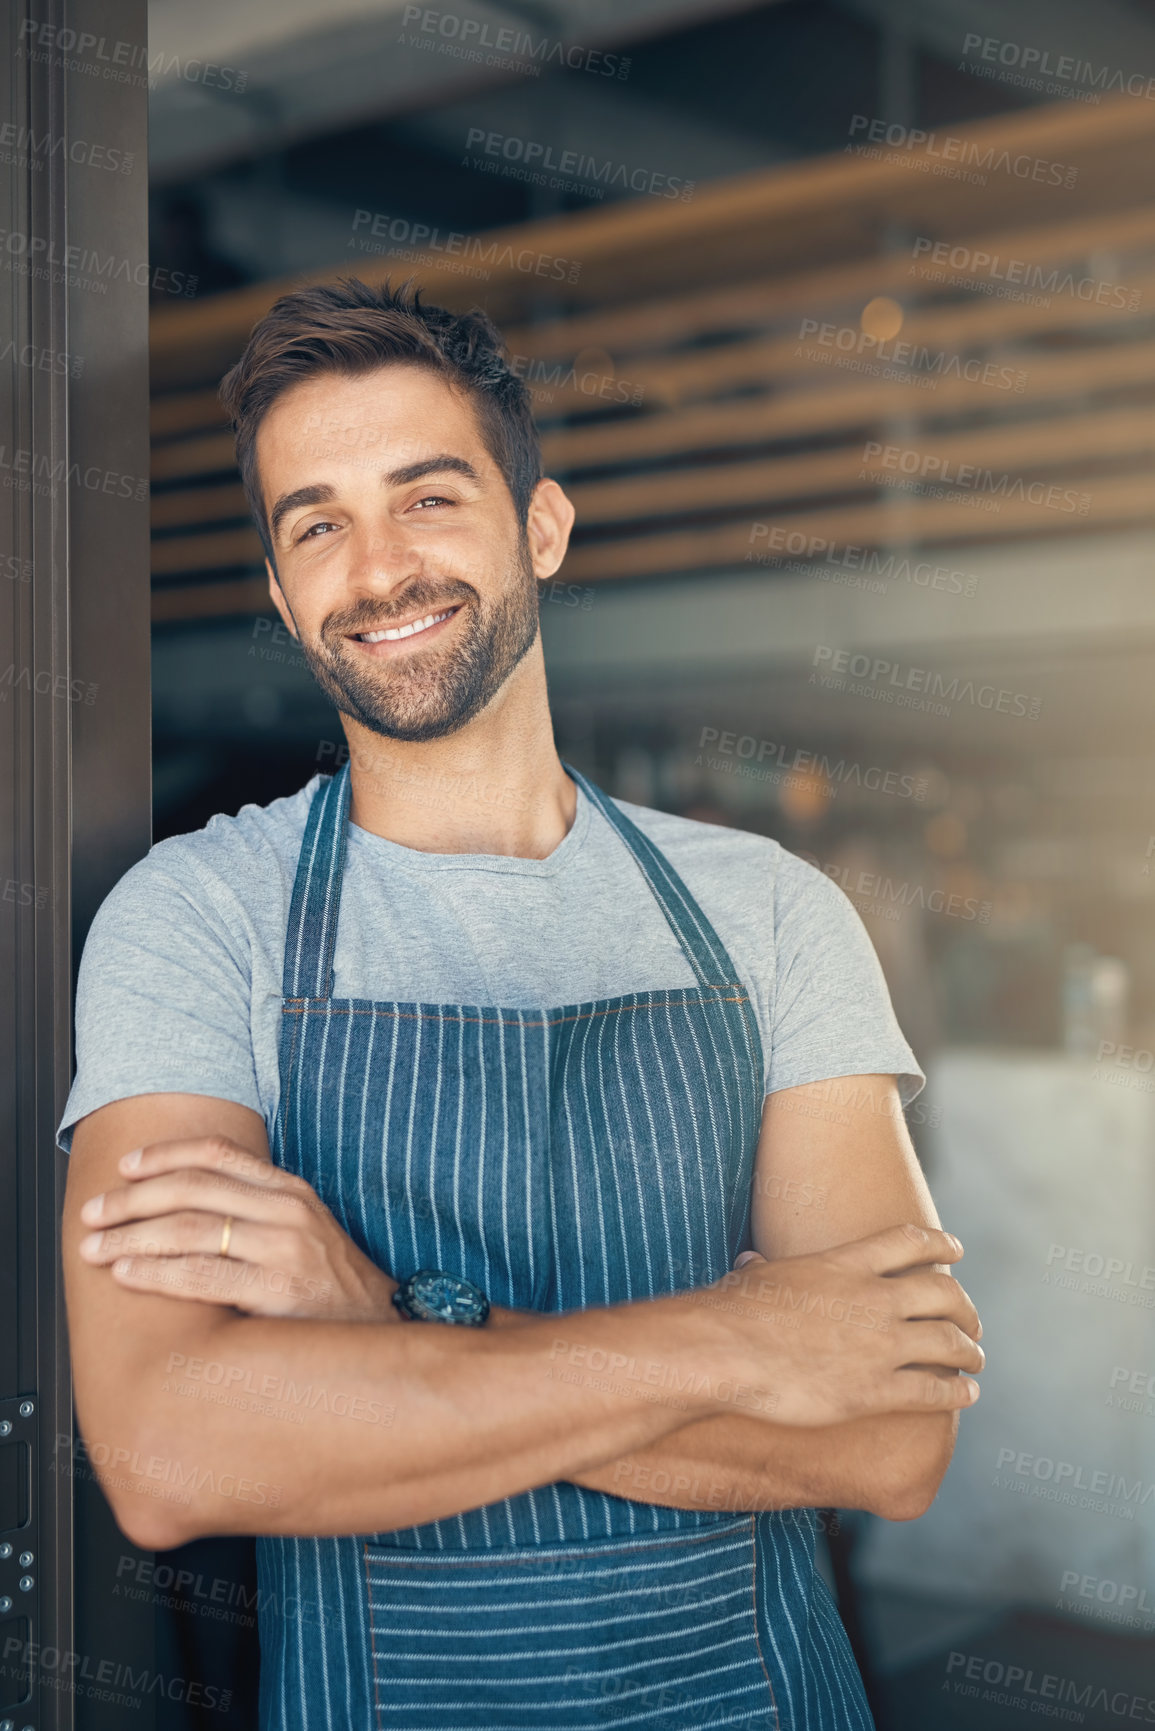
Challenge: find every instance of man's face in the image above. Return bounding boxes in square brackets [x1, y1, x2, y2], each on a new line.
[256, 364, 545, 743]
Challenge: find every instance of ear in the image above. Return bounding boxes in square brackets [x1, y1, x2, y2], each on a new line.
[525, 478, 575, 583]
[266, 558, 299, 641]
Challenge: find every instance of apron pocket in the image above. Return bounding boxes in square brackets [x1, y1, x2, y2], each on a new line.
[362, 1518, 779, 1730]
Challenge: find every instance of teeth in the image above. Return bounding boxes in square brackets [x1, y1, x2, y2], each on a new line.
[359, 609, 453, 644]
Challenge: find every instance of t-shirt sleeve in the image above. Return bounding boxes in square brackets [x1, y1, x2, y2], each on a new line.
[56, 846, 262, 1153]
[766, 850, 925, 1104]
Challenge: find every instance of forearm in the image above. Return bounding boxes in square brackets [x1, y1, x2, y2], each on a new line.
[571, 1408, 958, 1521]
[104, 1297, 708, 1547]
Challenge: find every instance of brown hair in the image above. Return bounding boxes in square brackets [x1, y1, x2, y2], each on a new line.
[218, 277, 542, 565]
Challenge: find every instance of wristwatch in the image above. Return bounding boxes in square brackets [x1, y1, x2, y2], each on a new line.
[392, 1269, 491, 1327]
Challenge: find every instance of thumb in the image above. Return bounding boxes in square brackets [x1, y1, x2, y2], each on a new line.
[733, 1250, 763, 1269]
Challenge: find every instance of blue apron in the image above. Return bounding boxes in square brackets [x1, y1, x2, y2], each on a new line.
[256, 762, 873, 1730]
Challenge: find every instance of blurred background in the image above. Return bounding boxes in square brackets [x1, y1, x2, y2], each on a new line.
[144, 0, 1155, 1725]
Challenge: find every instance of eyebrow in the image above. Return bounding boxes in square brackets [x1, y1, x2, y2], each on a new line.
[268, 455, 482, 546]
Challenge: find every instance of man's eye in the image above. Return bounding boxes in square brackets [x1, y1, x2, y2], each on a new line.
[410, 494, 455, 510]
[297, 521, 338, 542]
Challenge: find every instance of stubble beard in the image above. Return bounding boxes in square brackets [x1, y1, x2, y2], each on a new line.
[296, 542, 540, 743]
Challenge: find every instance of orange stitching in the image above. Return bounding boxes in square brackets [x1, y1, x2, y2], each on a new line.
[362, 1519, 754, 1573]
[748, 1515, 782, 1730]
[274, 1011, 303, 1158]
[282, 993, 748, 1026]
[362, 1539, 386, 1727]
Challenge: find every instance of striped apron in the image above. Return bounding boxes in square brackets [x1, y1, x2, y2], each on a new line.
[257, 761, 873, 1731]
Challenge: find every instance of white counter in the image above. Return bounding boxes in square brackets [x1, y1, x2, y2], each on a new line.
[857, 1048, 1155, 1616]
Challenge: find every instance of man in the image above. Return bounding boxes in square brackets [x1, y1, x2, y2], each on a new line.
[60, 278, 983, 1731]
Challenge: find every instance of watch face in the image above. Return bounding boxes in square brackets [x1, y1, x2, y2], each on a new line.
[407, 1270, 489, 1326]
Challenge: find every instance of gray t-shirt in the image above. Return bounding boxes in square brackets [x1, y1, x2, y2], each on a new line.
[57, 775, 923, 1153]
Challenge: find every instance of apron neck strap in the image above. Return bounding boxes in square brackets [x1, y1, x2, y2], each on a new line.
[282, 763, 352, 1000]
[563, 766, 742, 988]
[283, 760, 744, 1000]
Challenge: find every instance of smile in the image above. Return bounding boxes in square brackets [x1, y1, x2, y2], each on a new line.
[354, 607, 458, 644]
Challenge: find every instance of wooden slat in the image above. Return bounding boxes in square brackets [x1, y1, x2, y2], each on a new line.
[507, 203, 1155, 364]
[151, 526, 262, 577]
[149, 95, 1155, 390]
[149, 350, 1155, 548]
[152, 576, 272, 624]
[535, 273, 1155, 421]
[147, 198, 1155, 445]
[149, 275, 1155, 503]
[152, 387, 227, 441]
[544, 339, 1155, 471]
[151, 401, 1155, 576]
[148, 319, 1155, 534]
[152, 431, 237, 483]
[143, 95, 1155, 621]
[152, 482, 246, 531]
[562, 473, 1155, 584]
[563, 402, 1155, 527]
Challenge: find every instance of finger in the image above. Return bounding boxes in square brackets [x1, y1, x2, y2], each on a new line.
[885, 1366, 981, 1412]
[733, 1251, 765, 1270]
[837, 1223, 964, 1277]
[108, 1251, 262, 1308]
[80, 1211, 292, 1269]
[109, 1250, 323, 1314]
[894, 1269, 982, 1339]
[79, 1210, 217, 1263]
[81, 1167, 323, 1232]
[894, 1319, 985, 1375]
[118, 1136, 299, 1193]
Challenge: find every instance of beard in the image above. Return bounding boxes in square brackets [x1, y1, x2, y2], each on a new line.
[295, 542, 540, 744]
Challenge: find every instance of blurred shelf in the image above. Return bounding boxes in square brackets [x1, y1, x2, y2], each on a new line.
[149, 93, 1155, 622]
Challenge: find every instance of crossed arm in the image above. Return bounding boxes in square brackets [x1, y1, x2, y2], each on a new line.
[62, 1074, 981, 1550]
[570, 1074, 968, 1521]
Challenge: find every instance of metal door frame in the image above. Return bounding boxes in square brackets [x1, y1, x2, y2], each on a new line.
[2, 1, 151, 1725]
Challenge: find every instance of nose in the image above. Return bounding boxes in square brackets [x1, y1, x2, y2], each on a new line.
[346, 522, 422, 597]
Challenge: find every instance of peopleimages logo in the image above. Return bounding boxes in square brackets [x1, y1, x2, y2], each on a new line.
[798, 855, 991, 925]
[1056, 1569, 1155, 1631]
[0, 123, 134, 173]
[993, 1445, 1155, 1515]
[747, 525, 979, 595]
[510, 353, 644, 407]
[0, 338, 84, 377]
[463, 129, 694, 201]
[0, 226, 196, 296]
[0, 445, 148, 503]
[349, 209, 581, 283]
[945, 1648, 1155, 1720]
[961, 33, 1155, 102]
[797, 317, 1027, 392]
[399, 6, 631, 80]
[910, 237, 1142, 310]
[846, 114, 1078, 188]
[861, 439, 1091, 516]
[695, 727, 927, 801]
[0, 1636, 233, 1713]
[811, 646, 1043, 721]
[16, 18, 249, 92]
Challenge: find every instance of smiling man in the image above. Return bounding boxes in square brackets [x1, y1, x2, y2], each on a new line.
[59, 279, 982, 1731]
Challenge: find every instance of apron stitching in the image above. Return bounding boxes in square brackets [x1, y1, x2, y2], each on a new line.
[274, 1008, 303, 1160]
[749, 1515, 782, 1730]
[363, 1522, 753, 1570]
[361, 1540, 386, 1726]
[733, 991, 767, 1249]
[282, 992, 749, 1023]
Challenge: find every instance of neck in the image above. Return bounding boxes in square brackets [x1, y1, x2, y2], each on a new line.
[341, 652, 577, 859]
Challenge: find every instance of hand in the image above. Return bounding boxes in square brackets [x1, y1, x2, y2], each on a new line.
[674, 1223, 984, 1427]
[77, 1136, 400, 1322]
